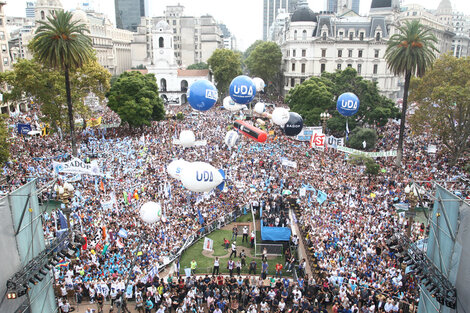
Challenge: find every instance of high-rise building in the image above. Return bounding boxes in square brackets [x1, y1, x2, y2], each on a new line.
[326, 0, 360, 14]
[115, 0, 149, 32]
[0, 0, 10, 73]
[25, 2, 35, 18]
[263, 0, 299, 40]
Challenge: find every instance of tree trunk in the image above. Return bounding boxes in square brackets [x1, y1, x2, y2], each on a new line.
[64, 66, 77, 156]
[395, 71, 412, 167]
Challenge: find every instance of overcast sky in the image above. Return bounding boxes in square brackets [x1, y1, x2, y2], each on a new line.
[5, 0, 470, 50]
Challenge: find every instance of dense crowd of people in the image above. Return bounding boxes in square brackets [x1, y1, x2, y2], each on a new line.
[2, 98, 469, 313]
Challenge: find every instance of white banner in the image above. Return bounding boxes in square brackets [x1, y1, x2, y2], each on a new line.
[337, 146, 397, 158]
[172, 139, 207, 146]
[427, 145, 437, 154]
[295, 126, 323, 141]
[203, 237, 214, 251]
[326, 136, 344, 149]
[280, 158, 297, 168]
[53, 157, 101, 176]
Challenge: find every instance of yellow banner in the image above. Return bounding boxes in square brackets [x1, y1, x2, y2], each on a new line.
[87, 116, 102, 128]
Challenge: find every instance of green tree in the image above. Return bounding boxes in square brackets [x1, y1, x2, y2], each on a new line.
[31, 10, 93, 156]
[365, 158, 381, 176]
[410, 54, 470, 166]
[207, 49, 242, 97]
[385, 20, 438, 166]
[0, 114, 9, 166]
[187, 62, 209, 70]
[286, 68, 398, 134]
[348, 128, 377, 151]
[245, 41, 282, 89]
[0, 57, 110, 130]
[106, 71, 164, 127]
[243, 40, 264, 60]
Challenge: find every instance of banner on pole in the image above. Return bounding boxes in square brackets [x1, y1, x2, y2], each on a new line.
[280, 157, 297, 168]
[203, 237, 214, 251]
[295, 126, 323, 141]
[336, 146, 397, 158]
[53, 157, 102, 175]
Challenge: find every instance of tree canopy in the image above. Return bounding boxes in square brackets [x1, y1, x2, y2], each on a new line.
[286, 67, 399, 135]
[0, 57, 110, 130]
[0, 114, 9, 166]
[207, 49, 242, 97]
[187, 62, 209, 70]
[410, 54, 470, 166]
[243, 40, 264, 60]
[245, 41, 282, 86]
[106, 71, 164, 127]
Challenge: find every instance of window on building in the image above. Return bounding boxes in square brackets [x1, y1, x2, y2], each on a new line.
[173, 28, 177, 33]
[0, 18, 3, 26]
[348, 49, 353, 57]
[321, 63, 326, 73]
[321, 49, 326, 57]
[412, 11, 417, 16]
[173, 20, 176, 25]
[287, 50, 290, 57]
[373, 64, 378, 74]
[339, 31, 343, 39]
[360, 32, 364, 41]
[349, 32, 353, 40]
[347, 64, 352, 67]
[374, 49, 379, 58]
[300, 78, 305, 84]
[294, 30, 297, 40]
[292, 49, 296, 57]
[301, 63, 306, 73]
[302, 30, 307, 40]
[41, 11, 45, 20]
[338, 49, 342, 57]
[159, 37, 164, 48]
[322, 32, 327, 40]
[286, 78, 289, 86]
[357, 63, 362, 74]
[292, 63, 296, 71]
[302, 49, 306, 57]
[3, 57, 8, 65]
[358, 50, 363, 58]
[1, 45, 6, 53]
[376, 32, 381, 41]
[291, 78, 295, 87]
[337, 64, 342, 70]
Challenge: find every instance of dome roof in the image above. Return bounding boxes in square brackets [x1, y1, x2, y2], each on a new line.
[370, 0, 392, 9]
[155, 20, 171, 31]
[291, 4, 317, 23]
[436, 0, 452, 15]
[72, 9, 88, 23]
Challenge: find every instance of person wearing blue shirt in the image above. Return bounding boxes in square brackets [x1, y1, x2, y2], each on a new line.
[145, 298, 153, 313]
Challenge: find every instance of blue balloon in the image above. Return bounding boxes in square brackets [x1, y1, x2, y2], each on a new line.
[336, 92, 360, 117]
[187, 79, 218, 111]
[229, 75, 256, 105]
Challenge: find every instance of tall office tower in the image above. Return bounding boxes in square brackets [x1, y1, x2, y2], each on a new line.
[115, 0, 149, 32]
[25, 1, 35, 18]
[327, 0, 360, 14]
[263, 0, 299, 40]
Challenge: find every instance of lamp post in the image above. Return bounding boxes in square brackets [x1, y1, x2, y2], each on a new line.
[320, 111, 331, 134]
[404, 184, 419, 237]
[55, 182, 75, 239]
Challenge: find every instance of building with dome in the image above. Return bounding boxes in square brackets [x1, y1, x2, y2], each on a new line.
[263, 0, 299, 40]
[276, 0, 400, 99]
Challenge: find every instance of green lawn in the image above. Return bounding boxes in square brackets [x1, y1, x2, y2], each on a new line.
[236, 213, 253, 223]
[179, 227, 291, 277]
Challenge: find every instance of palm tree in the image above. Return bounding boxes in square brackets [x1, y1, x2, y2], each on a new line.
[385, 20, 438, 166]
[31, 10, 93, 156]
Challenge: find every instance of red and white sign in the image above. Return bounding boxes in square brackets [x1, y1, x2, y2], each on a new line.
[310, 133, 325, 148]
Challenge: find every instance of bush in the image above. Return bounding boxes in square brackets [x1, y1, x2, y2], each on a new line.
[348, 128, 377, 151]
[365, 159, 380, 175]
[176, 112, 184, 120]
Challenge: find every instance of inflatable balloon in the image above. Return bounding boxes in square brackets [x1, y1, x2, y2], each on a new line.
[179, 130, 196, 147]
[167, 159, 189, 180]
[252, 77, 265, 92]
[256, 118, 266, 126]
[283, 112, 304, 136]
[224, 130, 239, 147]
[336, 92, 360, 117]
[254, 102, 266, 114]
[223, 96, 245, 112]
[272, 108, 290, 126]
[187, 79, 218, 111]
[234, 120, 268, 143]
[140, 201, 162, 223]
[180, 162, 225, 193]
[229, 75, 256, 104]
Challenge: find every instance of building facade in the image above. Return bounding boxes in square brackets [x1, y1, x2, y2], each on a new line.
[133, 4, 225, 68]
[263, 0, 299, 40]
[25, 1, 35, 18]
[114, 0, 148, 32]
[0, 0, 11, 73]
[451, 11, 470, 58]
[276, 1, 400, 99]
[146, 20, 211, 105]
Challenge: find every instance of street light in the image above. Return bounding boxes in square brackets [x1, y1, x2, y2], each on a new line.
[320, 111, 331, 134]
[55, 181, 75, 237]
[404, 184, 419, 237]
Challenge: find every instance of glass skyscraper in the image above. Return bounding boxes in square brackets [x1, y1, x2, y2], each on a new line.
[327, 0, 360, 14]
[263, 0, 299, 40]
[115, 0, 149, 32]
